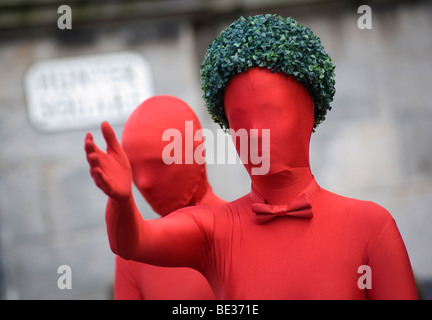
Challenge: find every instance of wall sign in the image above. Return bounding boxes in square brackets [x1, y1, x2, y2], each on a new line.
[24, 51, 154, 132]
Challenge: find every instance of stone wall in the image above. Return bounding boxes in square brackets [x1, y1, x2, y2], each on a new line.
[0, 1, 431, 299]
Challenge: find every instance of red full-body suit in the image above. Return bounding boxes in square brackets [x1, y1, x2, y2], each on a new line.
[87, 96, 225, 299]
[86, 68, 418, 299]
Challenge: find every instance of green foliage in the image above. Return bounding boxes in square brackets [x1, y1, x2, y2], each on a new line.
[200, 14, 336, 131]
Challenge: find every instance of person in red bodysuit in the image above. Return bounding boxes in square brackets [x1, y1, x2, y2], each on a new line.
[86, 95, 225, 299]
[85, 68, 418, 299]
[85, 15, 418, 299]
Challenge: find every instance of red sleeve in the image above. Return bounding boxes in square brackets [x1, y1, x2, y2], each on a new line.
[366, 217, 418, 299]
[105, 196, 208, 272]
[114, 255, 142, 300]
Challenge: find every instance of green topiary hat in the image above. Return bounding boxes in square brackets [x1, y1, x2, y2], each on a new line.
[200, 14, 336, 131]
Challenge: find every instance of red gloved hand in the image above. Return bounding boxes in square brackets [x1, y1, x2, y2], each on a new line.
[85, 121, 132, 201]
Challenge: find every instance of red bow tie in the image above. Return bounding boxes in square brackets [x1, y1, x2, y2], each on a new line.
[250, 182, 317, 224]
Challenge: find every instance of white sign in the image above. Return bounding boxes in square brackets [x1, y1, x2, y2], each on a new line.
[24, 51, 154, 132]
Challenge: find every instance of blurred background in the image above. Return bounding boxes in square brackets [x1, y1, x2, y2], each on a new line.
[0, 0, 431, 299]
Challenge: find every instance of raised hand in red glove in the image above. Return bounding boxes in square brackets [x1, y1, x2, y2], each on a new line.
[85, 121, 132, 201]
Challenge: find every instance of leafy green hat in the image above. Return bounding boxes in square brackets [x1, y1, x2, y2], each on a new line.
[200, 14, 336, 131]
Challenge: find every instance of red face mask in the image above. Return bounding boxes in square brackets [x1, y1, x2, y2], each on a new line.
[224, 67, 315, 203]
[121, 95, 207, 216]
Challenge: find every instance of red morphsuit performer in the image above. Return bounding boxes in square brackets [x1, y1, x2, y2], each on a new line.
[85, 14, 418, 299]
[85, 68, 418, 299]
[86, 95, 225, 299]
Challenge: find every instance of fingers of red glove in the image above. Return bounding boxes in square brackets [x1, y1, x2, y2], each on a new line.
[91, 167, 111, 196]
[84, 123, 132, 200]
[84, 132, 96, 153]
[85, 132, 103, 161]
[85, 132, 110, 193]
[87, 153, 100, 167]
[101, 121, 121, 154]
[85, 134, 105, 175]
[99, 121, 132, 172]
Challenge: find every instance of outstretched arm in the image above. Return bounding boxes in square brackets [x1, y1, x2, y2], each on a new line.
[84, 122, 206, 270]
